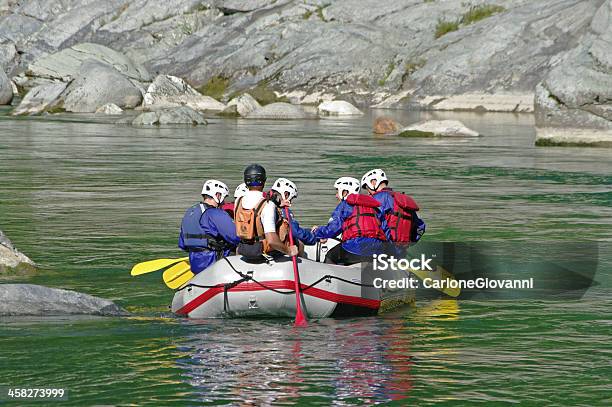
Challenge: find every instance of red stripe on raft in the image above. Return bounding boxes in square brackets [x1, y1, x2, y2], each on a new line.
[175, 280, 380, 316]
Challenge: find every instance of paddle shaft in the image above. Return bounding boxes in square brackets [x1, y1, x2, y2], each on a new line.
[283, 207, 308, 327]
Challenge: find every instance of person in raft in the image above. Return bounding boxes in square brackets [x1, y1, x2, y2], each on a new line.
[311, 177, 392, 266]
[269, 177, 317, 247]
[179, 179, 240, 274]
[220, 183, 249, 219]
[360, 168, 426, 250]
[234, 164, 299, 261]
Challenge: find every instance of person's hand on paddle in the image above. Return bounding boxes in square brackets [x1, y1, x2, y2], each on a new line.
[287, 244, 299, 257]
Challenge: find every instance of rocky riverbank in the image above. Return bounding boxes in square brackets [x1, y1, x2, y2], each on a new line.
[1, 0, 611, 145]
[0, 230, 35, 274]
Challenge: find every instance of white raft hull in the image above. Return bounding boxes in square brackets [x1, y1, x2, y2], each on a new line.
[171, 255, 414, 319]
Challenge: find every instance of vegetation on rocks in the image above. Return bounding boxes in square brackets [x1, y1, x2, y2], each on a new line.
[398, 130, 436, 137]
[244, 83, 288, 105]
[435, 4, 506, 38]
[198, 76, 230, 100]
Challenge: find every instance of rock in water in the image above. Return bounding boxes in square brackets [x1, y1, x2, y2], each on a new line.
[534, 0, 612, 147]
[399, 120, 479, 137]
[0, 230, 35, 274]
[143, 75, 226, 112]
[63, 60, 143, 113]
[28, 42, 151, 82]
[373, 117, 401, 134]
[0, 284, 129, 316]
[95, 103, 123, 115]
[318, 100, 363, 116]
[246, 102, 316, 119]
[132, 106, 207, 125]
[0, 69, 13, 105]
[226, 93, 261, 117]
[12, 82, 67, 115]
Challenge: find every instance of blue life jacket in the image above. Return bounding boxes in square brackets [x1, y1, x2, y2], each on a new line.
[180, 203, 228, 252]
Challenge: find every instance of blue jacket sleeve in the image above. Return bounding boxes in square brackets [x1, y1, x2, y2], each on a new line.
[291, 218, 317, 245]
[314, 202, 346, 239]
[178, 228, 186, 250]
[205, 209, 240, 247]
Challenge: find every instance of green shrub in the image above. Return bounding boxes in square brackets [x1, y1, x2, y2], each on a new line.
[198, 76, 229, 100]
[398, 130, 436, 137]
[247, 84, 288, 105]
[461, 4, 505, 25]
[435, 19, 460, 38]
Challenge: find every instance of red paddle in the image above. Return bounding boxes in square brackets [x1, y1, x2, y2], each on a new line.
[284, 206, 308, 327]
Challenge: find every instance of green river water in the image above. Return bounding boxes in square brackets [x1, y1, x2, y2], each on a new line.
[0, 109, 610, 405]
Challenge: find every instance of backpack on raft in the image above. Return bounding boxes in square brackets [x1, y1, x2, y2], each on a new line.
[342, 194, 387, 241]
[180, 203, 231, 253]
[386, 191, 425, 244]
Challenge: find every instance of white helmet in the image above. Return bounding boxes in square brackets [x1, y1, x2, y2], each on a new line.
[233, 183, 249, 199]
[271, 178, 298, 201]
[334, 177, 360, 200]
[201, 179, 229, 204]
[361, 168, 388, 191]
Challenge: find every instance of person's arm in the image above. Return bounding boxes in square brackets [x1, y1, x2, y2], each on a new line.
[178, 228, 186, 251]
[379, 215, 392, 241]
[262, 202, 298, 256]
[208, 209, 240, 246]
[313, 203, 345, 239]
[291, 218, 317, 245]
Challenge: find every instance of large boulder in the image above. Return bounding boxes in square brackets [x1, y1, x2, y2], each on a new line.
[0, 230, 35, 274]
[318, 100, 363, 116]
[399, 120, 479, 137]
[226, 93, 261, 117]
[132, 106, 207, 126]
[143, 75, 226, 112]
[0, 69, 13, 105]
[245, 102, 316, 119]
[62, 60, 143, 113]
[11, 82, 67, 115]
[27, 42, 151, 82]
[534, 0, 612, 146]
[0, 284, 128, 316]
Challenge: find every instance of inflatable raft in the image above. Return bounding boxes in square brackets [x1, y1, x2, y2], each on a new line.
[172, 241, 414, 318]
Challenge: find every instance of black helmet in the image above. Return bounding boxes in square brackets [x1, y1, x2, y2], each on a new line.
[244, 164, 266, 187]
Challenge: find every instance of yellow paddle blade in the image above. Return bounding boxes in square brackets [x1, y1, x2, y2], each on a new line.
[163, 261, 194, 289]
[130, 257, 189, 276]
[410, 265, 461, 298]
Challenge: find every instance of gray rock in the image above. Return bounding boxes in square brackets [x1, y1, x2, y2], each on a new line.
[0, 230, 35, 274]
[535, 0, 612, 146]
[143, 74, 226, 111]
[95, 103, 123, 114]
[318, 100, 363, 116]
[63, 60, 143, 112]
[226, 93, 261, 117]
[12, 82, 67, 115]
[399, 120, 480, 137]
[28, 42, 151, 82]
[246, 102, 316, 119]
[0, 69, 12, 105]
[132, 106, 207, 125]
[0, 284, 128, 316]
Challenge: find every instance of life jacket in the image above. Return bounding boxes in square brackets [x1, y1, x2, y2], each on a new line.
[235, 197, 290, 255]
[221, 201, 235, 219]
[181, 203, 230, 253]
[341, 194, 387, 241]
[377, 189, 420, 244]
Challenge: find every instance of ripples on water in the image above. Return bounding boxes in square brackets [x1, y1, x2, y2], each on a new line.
[0, 111, 610, 404]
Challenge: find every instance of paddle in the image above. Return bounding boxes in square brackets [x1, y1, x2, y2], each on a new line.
[409, 265, 461, 298]
[130, 257, 188, 276]
[284, 207, 308, 327]
[163, 261, 194, 289]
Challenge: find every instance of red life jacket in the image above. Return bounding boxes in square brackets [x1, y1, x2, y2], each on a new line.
[342, 194, 387, 241]
[221, 202, 235, 219]
[378, 189, 419, 244]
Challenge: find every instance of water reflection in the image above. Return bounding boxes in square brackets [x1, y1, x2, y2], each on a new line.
[174, 316, 419, 404]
